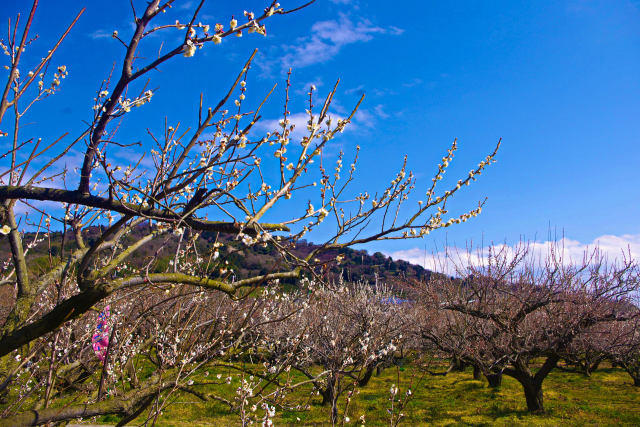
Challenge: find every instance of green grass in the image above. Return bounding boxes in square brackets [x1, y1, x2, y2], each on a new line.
[85, 362, 640, 426]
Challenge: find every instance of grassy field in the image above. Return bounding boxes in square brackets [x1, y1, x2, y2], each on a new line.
[91, 362, 640, 426]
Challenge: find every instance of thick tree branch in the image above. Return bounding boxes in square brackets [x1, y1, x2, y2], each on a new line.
[0, 185, 289, 234]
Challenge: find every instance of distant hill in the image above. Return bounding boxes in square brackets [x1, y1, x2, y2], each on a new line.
[0, 223, 435, 296]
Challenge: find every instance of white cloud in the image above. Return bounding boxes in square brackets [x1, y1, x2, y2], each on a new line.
[256, 103, 384, 142]
[345, 85, 365, 95]
[351, 108, 374, 128]
[402, 78, 423, 88]
[255, 111, 347, 142]
[256, 112, 315, 141]
[90, 30, 113, 39]
[388, 234, 640, 276]
[373, 104, 389, 119]
[253, 106, 380, 160]
[278, 14, 403, 69]
[371, 87, 396, 97]
[294, 78, 324, 95]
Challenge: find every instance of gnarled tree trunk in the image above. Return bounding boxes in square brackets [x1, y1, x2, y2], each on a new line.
[503, 355, 559, 413]
[485, 371, 503, 388]
[520, 377, 544, 413]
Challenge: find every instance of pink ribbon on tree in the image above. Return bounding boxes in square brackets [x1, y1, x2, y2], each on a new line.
[92, 305, 110, 361]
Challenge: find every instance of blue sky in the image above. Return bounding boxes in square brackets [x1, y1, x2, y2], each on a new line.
[2, 0, 640, 266]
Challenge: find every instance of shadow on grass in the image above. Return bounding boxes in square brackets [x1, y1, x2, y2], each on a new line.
[100, 414, 121, 424]
[206, 403, 232, 418]
[280, 409, 309, 423]
[361, 393, 382, 401]
[486, 402, 531, 420]
[458, 380, 485, 391]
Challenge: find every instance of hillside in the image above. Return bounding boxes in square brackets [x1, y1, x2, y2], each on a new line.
[0, 223, 433, 294]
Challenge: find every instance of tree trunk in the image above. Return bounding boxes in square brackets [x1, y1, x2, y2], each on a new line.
[115, 395, 154, 427]
[320, 386, 333, 406]
[450, 356, 466, 372]
[627, 369, 640, 387]
[321, 373, 339, 424]
[358, 365, 375, 387]
[1, 377, 173, 426]
[473, 364, 482, 380]
[522, 379, 544, 413]
[580, 357, 602, 377]
[504, 356, 558, 413]
[125, 358, 139, 389]
[622, 364, 640, 387]
[486, 372, 502, 388]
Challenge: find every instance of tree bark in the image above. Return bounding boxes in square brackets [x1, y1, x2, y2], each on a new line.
[505, 368, 545, 412]
[473, 364, 482, 380]
[521, 379, 544, 413]
[486, 372, 502, 388]
[0, 186, 288, 235]
[0, 376, 167, 427]
[320, 373, 339, 423]
[358, 365, 375, 387]
[450, 356, 466, 372]
[588, 360, 601, 375]
[503, 355, 558, 413]
[320, 373, 340, 424]
[626, 368, 640, 387]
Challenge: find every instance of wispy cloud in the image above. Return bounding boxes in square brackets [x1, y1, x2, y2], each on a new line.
[351, 108, 375, 128]
[90, 29, 113, 39]
[277, 14, 403, 69]
[402, 78, 423, 88]
[373, 104, 389, 119]
[388, 234, 640, 275]
[294, 78, 324, 95]
[371, 87, 396, 97]
[179, 1, 195, 10]
[345, 84, 365, 95]
[253, 93, 390, 154]
[255, 111, 345, 142]
[255, 103, 387, 141]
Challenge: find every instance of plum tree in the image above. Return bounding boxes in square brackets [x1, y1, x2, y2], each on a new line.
[416, 244, 639, 413]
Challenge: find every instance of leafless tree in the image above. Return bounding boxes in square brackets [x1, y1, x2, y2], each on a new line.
[594, 318, 640, 386]
[258, 280, 407, 425]
[559, 321, 610, 377]
[416, 243, 639, 413]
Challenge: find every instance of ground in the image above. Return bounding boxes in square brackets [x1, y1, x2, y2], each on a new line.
[86, 362, 640, 426]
